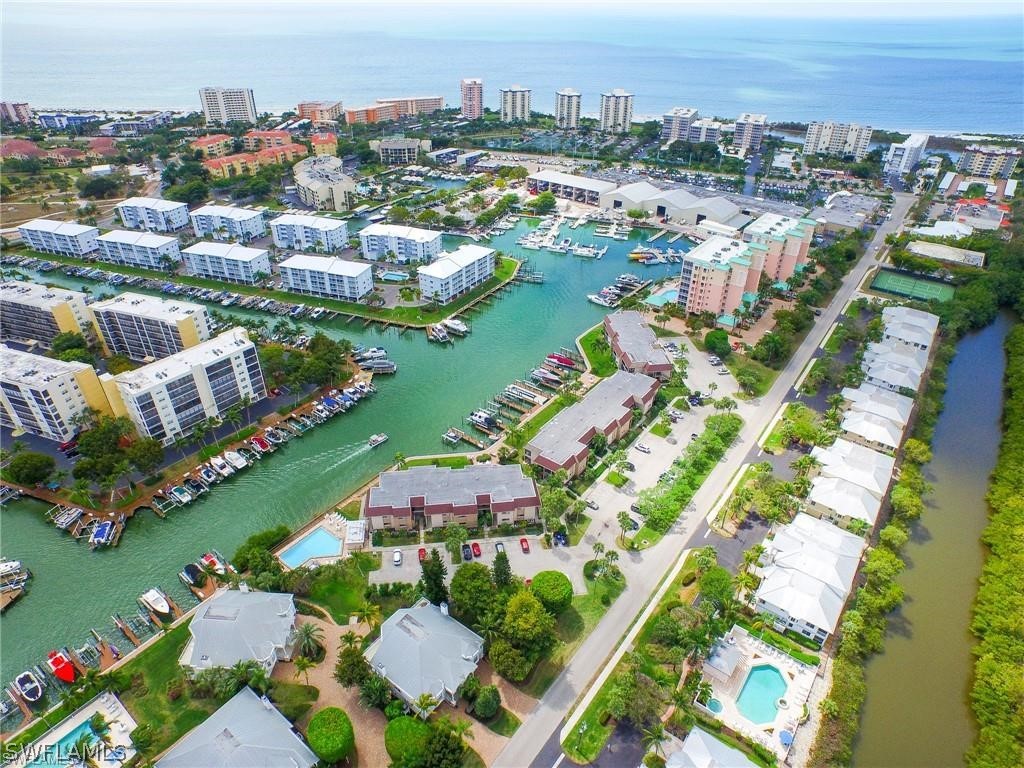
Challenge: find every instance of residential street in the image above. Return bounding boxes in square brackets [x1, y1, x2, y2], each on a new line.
[493, 192, 916, 768]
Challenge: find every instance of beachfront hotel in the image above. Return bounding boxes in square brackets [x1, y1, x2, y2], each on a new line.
[293, 155, 356, 212]
[359, 222, 442, 263]
[375, 96, 444, 118]
[603, 311, 674, 380]
[0, 280, 91, 347]
[181, 242, 271, 284]
[111, 327, 266, 445]
[363, 464, 540, 531]
[803, 121, 873, 161]
[297, 100, 343, 125]
[733, 113, 767, 153]
[675, 236, 761, 324]
[97, 230, 181, 271]
[0, 346, 116, 442]
[189, 205, 266, 241]
[417, 244, 495, 304]
[741, 213, 816, 284]
[525, 371, 659, 478]
[344, 103, 398, 124]
[499, 85, 531, 122]
[115, 197, 190, 232]
[269, 213, 349, 252]
[199, 86, 257, 125]
[956, 145, 1021, 178]
[278, 254, 373, 302]
[599, 89, 634, 134]
[460, 78, 484, 119]
[89, 292, 212, 362]
[752, 513, 866, 643]
[555, 88, 581, 131]
[18, 219, 99, 257]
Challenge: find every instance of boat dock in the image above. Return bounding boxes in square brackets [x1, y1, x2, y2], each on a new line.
[667, 231, 686, 243]
[0, 588, 24, 613]
[112, 613, 143, 647]
[647, 229, 669, 242]
[444, 427, 487, 450]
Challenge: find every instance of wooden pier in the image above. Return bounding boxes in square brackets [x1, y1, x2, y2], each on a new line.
[112, 614, 142, 647]
[495, 393, 530, 413]
[445, 427, 487, 450]
[0, 588, 24, 613]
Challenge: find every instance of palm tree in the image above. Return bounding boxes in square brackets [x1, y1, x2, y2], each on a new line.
[248, 665, 271, 695]
[592, 541, 606, 559]
[393, 452, 407, 470]
[473, 612, 503, 649]
[642, 723, 667, 756]
[69, 731, 100, 768]
[354, 602, 382, 630]
[293, 656, 315, 685]
[694, 545, 717, 574]
[750, 611, 775, 640]
[294, 622, 324, 659]
[413, 692, 438, 719]
[735, 570, 757, 596]
[695, 680, 713, 705]
[339, 631, 360, 650]
[741, 544, 765, 571]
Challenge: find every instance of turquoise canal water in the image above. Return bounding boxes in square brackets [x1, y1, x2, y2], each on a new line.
[0, 220, 686, 687]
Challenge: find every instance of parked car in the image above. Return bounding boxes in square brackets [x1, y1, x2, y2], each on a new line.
[461, 543, 473, 561]
[471, 542, 482, 558]
[495, 542, 505, 553]
[623, 461, 636, 472]
[520, 537, 531, 554]
[585, 498, 599, 510]
[58, 438, 78, 452]
[393, 549, 403, 566]
[630, 503, 642, 514]
[629, 517, 641, 531]
[717, 368, 730, 375]
[553, 531, 569, 547]
[418, 547, 427, 562]
[708, 355, 721, 365]
[636, 443, 651, 454]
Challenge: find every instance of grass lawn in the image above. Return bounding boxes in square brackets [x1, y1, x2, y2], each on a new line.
[117, 623, 221, 758]
[463, 748, 487, 768]
[735, 617, 820, 666]
[14, 248, 518, 328]
[565, 513, 592, 546]
[605, 470, 628, 488]
[579, 324, 617, 377]
[336, 500, 361, 520]
[305, 552, 381, 623]
[822, 324, 845, 354]
[630, 524, 662, 550]
[650, 421, 671, 438]
[714, 463, 767, 528]
[651, 324, 682, 338]
[406, 455, 472, 469]
[268, 681, 319, 721]
[724, 354, 779, 399]
[475, 706, 521, 737]
[761, 402, 821, 455]
[380, 530, 420, 546]
[517, 572, 626, 698]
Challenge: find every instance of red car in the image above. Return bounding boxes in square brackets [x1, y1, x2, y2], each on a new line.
[418, 547, 427, 562]
[520, 537, 530, 554]
[471, 542, 482, 558]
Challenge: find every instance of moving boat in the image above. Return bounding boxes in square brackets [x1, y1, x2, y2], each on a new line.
[469, 410, 499, 430]
[139, 588, 172, 619]
[14, 670, 43, 703]
[209, 455, 234, 477]
[223, 451, 248, 470]
[587, 294, 616, 308]
[46, 650, 76, 684]
[368, 433, 389, 448]
[442, 317, 470, 336]
[546, 353, 577, 369]
[531, 368, 562, 385]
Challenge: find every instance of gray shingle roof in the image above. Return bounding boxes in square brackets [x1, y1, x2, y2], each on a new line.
[368, 463, 537, 510]
[605, 311, 672, 371]
[155, 687, 317, 768]
[182, 591, 295, 671]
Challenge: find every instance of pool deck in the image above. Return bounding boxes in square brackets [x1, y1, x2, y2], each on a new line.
[698, 626, 816, 761]
[274, 513, 362, 570]
[8, 693, 137, 768]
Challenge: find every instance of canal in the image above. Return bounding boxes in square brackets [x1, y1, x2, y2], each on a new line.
[853, 312, 1015, 767]
[0, 219, 684, 687]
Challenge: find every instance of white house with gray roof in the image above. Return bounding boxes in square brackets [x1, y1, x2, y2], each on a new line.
[841, 384, 913, 430]
[840, 410, 904, 454]
[805, 475, 884, 532]
[753, 513, 866, 642]
[155, 686, 317, 768]
[180, 590, 297, 674]
[881, 305, 939, 351]
[863, 340, 929, 374]
[364, 598, 484, 715]
[863, 359, 923, 394]
[667, 727, 758, 768]
[811, 438, 895, 498]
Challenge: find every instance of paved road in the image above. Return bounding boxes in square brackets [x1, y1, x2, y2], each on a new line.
[493, 193, 916, 768]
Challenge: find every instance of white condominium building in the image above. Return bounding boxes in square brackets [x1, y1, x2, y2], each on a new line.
[90, 292, 212, 361]
[499, 85, 531, 123]
[599, 89, 634, 134]
[269, 214, 349, 252]
[0, 280, 90, 347]
[418, 244, 495, 305]
[661, 107, 699, 142]
[199, 86, 258, 125]
[688, 118, 722, 144]
[97, 230, 181, 270]
[733, 113, 767, 152]
[803, 122, 873, 161]
[112, 328, 267, 445]
[181, 242, 271, 284]
[555, 89, 581, 130]
[460, 78, 484, 120]
[18, 219, 99, 257]
[0, 347, 115, 442]
[884, 133, 929, 175]
[115, 197, 190, 232]
[293, 155, 356, 212]
[359, 223, 443, 264]
[279, 254, 373, 301]
[190, 205, 266, 241]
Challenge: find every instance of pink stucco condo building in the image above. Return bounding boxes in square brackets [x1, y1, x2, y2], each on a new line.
[742, 213, 817, 286]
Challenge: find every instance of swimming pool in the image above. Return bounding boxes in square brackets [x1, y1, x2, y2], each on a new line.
[644, 289, 678, 307]
[379, 271, 408, 282]
[279, 527, 343, 568]
[29, 722, 97, 767]
[736, 664, 787, 724]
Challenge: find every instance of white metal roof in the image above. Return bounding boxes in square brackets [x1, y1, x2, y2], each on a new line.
[117, 196, 188, 212]
[182, 241, 268, 262]
[98, 229, 177, 248]
[279, 253, 370, 278]
[19, 218, 97, 236]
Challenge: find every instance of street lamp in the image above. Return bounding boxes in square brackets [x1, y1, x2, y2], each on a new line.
[576, 721, 588, 749]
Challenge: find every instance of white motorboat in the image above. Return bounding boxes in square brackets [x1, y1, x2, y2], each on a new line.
[139, 588, 172, 619]
[368, 433, 389, 448]
[506, 385, 546, 405]
[209, 455, 234, 477]
[531, 368, 562, 385]
[442, 317, 470, 336]
[0, 559, 23, 579]
[223, 451, 248, 470]
[587, 294, 617, 308]
[469, 410, 498, 430]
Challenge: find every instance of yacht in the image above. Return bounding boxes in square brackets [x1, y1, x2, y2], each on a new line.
[531, 368, 562, 385]
[139, 588, 172, 620]
[469, 410, 499, 430]
[442, 317, 470, 336]
[587, 294, 617, 308]
[428, 325, 451, 343]
[0, 559, 23, 579]
[209, 455, 234, 477]
[223, 451, 248, 470]
[355, 347, 387, 361]
[368, 433, 389, 448]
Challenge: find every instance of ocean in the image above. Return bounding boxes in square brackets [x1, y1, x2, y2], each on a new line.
[1, 2, 1022, 133]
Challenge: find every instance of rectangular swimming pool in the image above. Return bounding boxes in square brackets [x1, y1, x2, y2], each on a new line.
[379, 271, 408, 282]
[279, 526, 343, 568]
[645, 289, 678, 307]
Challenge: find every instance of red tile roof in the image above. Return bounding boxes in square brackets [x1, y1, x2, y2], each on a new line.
[1, 139, 46, 158]
[311, 132, 337, 144]
[192, 133, 232, 147]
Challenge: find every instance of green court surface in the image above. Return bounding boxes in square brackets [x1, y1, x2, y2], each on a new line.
[870, 269, 955, 302]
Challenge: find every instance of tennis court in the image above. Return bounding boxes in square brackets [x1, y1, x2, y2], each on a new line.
[870, 269, 955, 302]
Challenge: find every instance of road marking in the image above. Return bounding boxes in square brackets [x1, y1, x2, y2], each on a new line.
[551, 754, 565, 768]
[703, 528, 710, 539]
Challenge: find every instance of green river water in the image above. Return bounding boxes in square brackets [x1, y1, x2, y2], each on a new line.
[0, 220, 681, 691]
[853, 312, 1014, 767]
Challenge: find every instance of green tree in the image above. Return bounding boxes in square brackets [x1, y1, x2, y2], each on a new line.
[698, 566, 735, 612]
[306, 707, 355, 764]
[530, 570, 573, 614]
[360, 673, 393, 709]
[125, 438, 164, 476]
[292, 656, 315, 685]
[444, 523, 470, 559]
[704, 329, 732, 358]
[626, 208, 648, 223]
[488, 637, 532, 681]
[474, 684, 501, 719]
[6, 451, 56, 485]
[334, 646, 370, 687]
[422, 724, 465, 768]
[492, 550, 513, 589]
[528, 191, 557, 214]
[450, 563, 496, 624]
[502, 590, 556, 658]
[294, 622, 324, 659]
[617, 509, 632, 544]
[421, 548, 449, 605]
[413, 692, 439, 719]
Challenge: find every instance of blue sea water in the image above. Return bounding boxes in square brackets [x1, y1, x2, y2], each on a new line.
[1, 2, 1021, 133]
